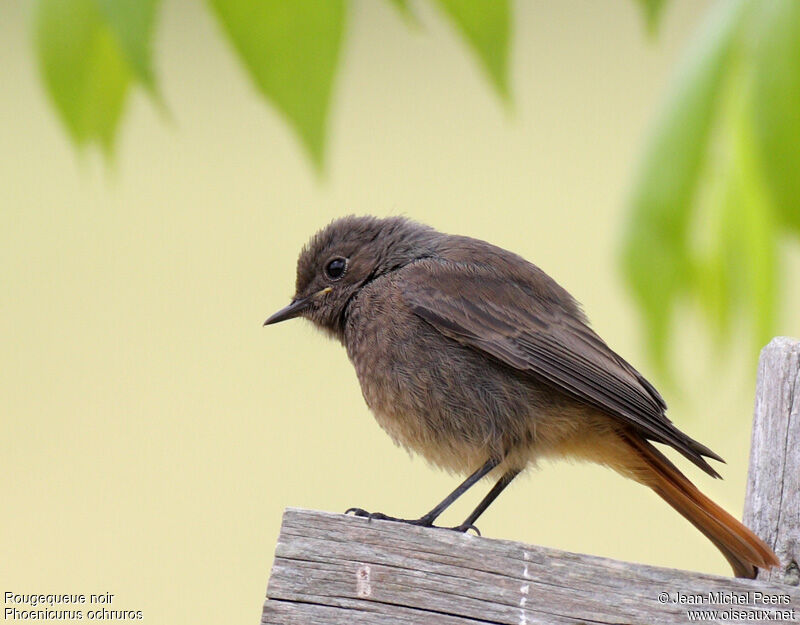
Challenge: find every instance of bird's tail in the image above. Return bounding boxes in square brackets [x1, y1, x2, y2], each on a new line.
[615, 432, 779, 578]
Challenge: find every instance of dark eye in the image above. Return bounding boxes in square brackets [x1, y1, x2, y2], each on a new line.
[324, 257, 347, 280]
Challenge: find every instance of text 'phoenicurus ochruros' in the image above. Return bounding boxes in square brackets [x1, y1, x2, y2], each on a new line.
[264, 215, 778, 578]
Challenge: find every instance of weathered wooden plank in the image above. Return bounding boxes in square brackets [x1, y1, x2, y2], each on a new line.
[262, 509, 800, 625]
[744, 336, 800, 587]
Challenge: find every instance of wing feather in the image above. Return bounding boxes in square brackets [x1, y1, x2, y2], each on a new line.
[401, 259, 723, 476]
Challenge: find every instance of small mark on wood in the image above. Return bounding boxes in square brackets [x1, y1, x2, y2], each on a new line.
[356, 564, 371, 598]
[519, 580, 531, 623]
[785, 561, 800, 587]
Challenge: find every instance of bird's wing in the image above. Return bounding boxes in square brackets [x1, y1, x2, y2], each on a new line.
[400, 259, 722, 476]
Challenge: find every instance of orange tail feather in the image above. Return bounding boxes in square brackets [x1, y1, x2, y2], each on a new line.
[620, 433, 779, 578]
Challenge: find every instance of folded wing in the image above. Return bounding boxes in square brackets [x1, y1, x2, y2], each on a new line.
[400, 259, 723, 477]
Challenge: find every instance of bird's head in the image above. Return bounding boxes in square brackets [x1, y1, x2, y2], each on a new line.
[264, 215, 436, 339]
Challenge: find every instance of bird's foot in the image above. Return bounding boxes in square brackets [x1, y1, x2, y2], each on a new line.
[345, 508, 436, 527]
[449, 522, 481, 536]
[344, 508, 480, 534]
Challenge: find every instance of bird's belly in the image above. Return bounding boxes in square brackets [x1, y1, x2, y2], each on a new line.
[346, 309, 587, 474]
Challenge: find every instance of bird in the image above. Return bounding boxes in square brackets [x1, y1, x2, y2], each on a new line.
[264, 215, 779, 578]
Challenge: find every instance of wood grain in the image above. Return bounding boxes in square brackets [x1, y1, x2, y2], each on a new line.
[743, 336, 800, 586]
[262, 508, 799, 624]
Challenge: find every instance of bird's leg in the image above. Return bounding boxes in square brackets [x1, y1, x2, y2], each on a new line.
[346, 457, 499, 527]
[449, 469, 520, 534]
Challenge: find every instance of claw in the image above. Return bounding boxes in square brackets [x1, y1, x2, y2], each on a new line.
[451, 523, 481, 536]
[344, 508, 400, 522]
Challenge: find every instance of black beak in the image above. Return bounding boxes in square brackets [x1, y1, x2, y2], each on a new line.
[264, 287, 332, 326]
[263, 296, 312, 325]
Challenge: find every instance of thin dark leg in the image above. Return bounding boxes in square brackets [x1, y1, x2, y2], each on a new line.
[418, 457, 501, 524]
[346, 457, 499, 527]
[452, 469, 520, 533]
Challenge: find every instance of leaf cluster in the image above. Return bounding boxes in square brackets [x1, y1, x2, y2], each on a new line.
[621, 0, 800, 373]
[34, 0, 510, 168]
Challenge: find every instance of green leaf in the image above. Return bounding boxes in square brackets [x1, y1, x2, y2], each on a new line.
[387, 0, 417, 24]
[691, 144, 734, 340]
[691, 59, 777, 353]
[34, 0, 132, 152]
[435, 0, 510, 98]
[750, 0, 800, 234]
[635, 0, 668, 35]
[620, 0, 748, 369]
[95, 0, 160, 90]
[208, 0, 346, 170]
[727, 79, 777, 350]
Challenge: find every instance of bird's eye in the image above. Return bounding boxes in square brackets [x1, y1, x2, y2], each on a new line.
[324, 257, 347, 280]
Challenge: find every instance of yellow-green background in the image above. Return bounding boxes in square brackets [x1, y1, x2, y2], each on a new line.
[3, 1, 799, 623]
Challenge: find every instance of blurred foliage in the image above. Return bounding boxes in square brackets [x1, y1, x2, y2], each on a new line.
[208, 0, 346, 169]
[31, 0, 800, 374]
[635, 0, 668, 35]
[435, 0, 510, 98]
[621, 0, 799, 373]
[34, 0, 159, 152]
[33, 0, 510, 168]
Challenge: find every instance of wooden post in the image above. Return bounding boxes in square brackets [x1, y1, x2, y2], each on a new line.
[743, 337, 800, 586]
[261, 338, 800, 624]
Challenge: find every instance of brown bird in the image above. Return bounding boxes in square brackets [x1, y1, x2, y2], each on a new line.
[265, 215, 779, 578]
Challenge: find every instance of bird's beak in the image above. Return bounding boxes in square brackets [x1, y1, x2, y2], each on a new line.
[263, 287, 332, 326]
